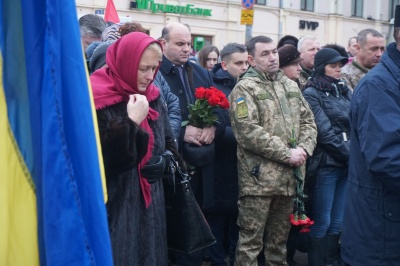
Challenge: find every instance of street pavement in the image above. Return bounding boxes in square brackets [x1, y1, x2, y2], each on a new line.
[201, 250, 309, 265]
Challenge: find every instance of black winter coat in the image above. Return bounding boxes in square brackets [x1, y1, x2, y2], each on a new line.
[302, 77, 351, 180]
[207, 64, 238, 212]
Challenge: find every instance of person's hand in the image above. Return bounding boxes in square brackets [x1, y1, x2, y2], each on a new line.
[288, 147, 307, 167]
[198, 126, 216, 145]
[127, 94, 149, 124]
[184, 125, 203, 146]
[141, 154, 169, 184]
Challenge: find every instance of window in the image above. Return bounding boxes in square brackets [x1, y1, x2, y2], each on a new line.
[390, 0, 400, 20]
[256, 0, 266, 5]
[351, 0, 363, 17]
[300, 0, 314, 11]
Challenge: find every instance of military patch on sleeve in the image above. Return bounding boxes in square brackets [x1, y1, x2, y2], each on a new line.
[236, 97, 249, 119]
[256, 92, 273, 100]
[287, 91, 300, 98]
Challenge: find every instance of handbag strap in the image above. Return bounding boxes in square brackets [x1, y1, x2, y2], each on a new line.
[163, 150, 190, 196]
[170, 154, 190, 182]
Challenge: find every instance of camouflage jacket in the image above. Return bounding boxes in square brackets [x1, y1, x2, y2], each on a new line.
[228, 67, 317, 197]
[341, 60, 368, 91]
[298, 67, 311, 90]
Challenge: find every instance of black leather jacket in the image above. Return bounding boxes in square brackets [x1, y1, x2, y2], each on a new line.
[302, 76, 352, 177]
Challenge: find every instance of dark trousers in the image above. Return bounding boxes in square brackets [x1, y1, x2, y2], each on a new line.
[206, 210, 239, 266]
[175, 250, 203, 266]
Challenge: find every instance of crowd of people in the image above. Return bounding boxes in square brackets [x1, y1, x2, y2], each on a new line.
[78, 5, 400, 265]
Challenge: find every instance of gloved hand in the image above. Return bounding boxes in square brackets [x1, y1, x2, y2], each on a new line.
[141, 151, 172, 184]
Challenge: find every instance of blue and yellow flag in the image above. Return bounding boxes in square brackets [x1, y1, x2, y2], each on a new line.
[0, 0, 113, 265]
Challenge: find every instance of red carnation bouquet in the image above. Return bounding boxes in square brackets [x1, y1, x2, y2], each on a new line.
[289, 128, 314, 233]
[182, 86, 230, 128]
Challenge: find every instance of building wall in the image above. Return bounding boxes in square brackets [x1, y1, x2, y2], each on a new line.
[76, 0, 392, 51]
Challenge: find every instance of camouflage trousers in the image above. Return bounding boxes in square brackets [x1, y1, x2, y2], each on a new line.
[235, 195, 293, 266]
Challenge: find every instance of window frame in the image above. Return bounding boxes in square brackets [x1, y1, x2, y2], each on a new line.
[300, 0, 314, 12]
[255, 0, 266, 5]
[351, 0, 364, 18]
[390, 0, 400, 20]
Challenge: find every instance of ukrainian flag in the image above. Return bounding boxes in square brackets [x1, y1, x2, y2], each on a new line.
[0, 0, 113, 265]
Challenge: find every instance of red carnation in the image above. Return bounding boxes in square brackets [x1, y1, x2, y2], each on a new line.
[208, 95, 220, 106]
[219, 98, 230, 109]
[195, 87, 207, 99]
[205, 89, 213, 99]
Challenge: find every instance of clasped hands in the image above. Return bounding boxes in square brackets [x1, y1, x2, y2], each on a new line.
[184, 125, 215, 146]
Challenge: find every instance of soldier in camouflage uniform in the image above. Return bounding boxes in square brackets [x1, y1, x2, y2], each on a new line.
[228, 36, 317, 266]
[298, 69, 310, 90]
[297, 36, 320, 90]
[341, 28, 385, 91]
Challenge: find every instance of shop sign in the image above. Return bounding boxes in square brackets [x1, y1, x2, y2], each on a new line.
[240, 9, 254, 25]
[134, 0, 212, 16]
[299, 20, 319, 30]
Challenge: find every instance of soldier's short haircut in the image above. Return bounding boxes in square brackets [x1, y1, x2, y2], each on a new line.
[247, 36, 273, 57]
[357, 29, 383, 47]
[297, 36, 318, 52]
[79, 14, 107, 38]
[220, 43, 247, 62]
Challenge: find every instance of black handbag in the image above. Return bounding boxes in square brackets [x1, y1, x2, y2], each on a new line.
[163, 156, 216, 253]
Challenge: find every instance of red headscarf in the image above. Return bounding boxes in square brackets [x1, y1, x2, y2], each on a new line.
[90, 32, 162, 208]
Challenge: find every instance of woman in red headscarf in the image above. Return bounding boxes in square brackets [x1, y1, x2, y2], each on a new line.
[90, 32, 177, 265]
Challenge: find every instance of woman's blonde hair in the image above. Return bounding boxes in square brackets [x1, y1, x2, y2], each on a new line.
[145, 42, 162, 60]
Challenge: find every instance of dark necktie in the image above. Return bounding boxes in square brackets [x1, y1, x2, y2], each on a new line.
[176, 66, 186, 89]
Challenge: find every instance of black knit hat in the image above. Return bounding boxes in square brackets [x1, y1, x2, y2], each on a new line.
[314, 48, 348, 70]
[277, 35, 299, 49]
[89, 40, 115, 73]
[278, 44, 303, 68]
[395, 5, 400, 27]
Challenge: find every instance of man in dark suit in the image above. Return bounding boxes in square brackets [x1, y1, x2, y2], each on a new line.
[158, 22, 226, 266]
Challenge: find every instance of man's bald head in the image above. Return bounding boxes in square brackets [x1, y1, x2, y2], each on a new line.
[161, 22, 191, 42]
[160, 22, 192, 65]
